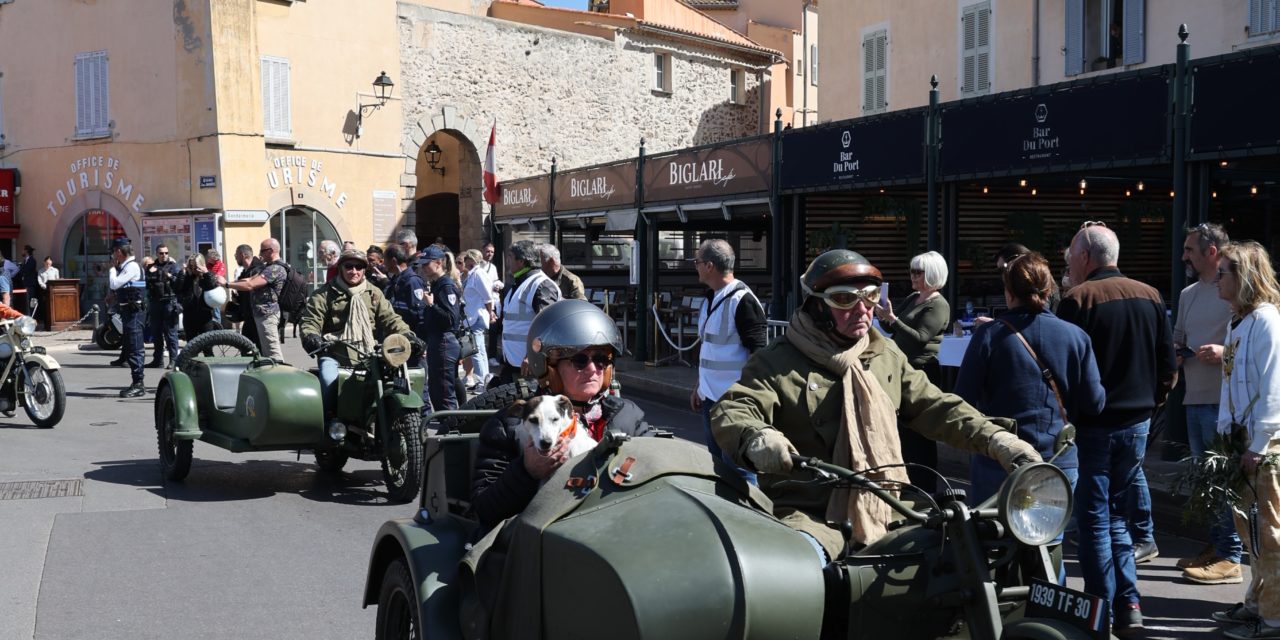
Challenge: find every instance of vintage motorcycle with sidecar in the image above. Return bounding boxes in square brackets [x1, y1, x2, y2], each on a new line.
[0, 312, 66, 428]
[362, 386, 1110, 640]
[153, 329, 426, 502]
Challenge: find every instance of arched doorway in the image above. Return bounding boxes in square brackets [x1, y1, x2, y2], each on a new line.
[415, 193, 460, 250]
[269, 206, 340, 287]
[414, 127, 484, 253]
[61, 209, 129, 313]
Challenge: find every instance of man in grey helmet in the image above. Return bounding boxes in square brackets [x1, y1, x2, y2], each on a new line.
[712, 249, 1042, 561]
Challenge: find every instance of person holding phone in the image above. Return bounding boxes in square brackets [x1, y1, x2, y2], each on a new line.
[873, 250, 951, 492]
[1174, 222, 1244, 584]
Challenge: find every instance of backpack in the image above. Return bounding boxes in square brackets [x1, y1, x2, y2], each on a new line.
[274, 261, 309, 316]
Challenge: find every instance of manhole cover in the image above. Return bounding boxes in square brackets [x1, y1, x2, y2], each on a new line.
[0, 479, 84, 500]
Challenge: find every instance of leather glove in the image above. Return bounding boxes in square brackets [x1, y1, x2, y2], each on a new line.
[404, 333, 426, 359]
[301, 333, 325, 354]
[744, 429, 799, 474]
[987, 431, 1043, 472]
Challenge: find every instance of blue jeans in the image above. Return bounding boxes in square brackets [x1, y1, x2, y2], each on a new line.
[1127, 461, 1154, 545]
[468, 317, 489, 382]
[1076, 420, 1147, 617]
[149, 301, 179, 362]
[701, 400, 757, 486]
[1187, 404, 1244, 562]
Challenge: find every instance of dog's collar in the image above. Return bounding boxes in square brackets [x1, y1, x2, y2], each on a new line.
[558, 413, 579, 442]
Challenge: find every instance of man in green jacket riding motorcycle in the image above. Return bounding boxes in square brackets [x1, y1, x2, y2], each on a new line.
[711, 249, 1041, 561]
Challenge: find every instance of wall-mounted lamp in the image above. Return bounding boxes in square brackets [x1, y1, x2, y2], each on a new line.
[425, 141, 446, 176]
[356, 71, 395, 138]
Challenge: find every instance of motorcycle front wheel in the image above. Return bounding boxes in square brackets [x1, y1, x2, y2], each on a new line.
[22, 363, 65, 429]
[381, 411, 423, 503]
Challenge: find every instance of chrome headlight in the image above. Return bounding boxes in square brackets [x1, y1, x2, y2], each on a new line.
[15, 316, 36, 336]
[327, 420, 348, 442]
[997, 463, 1073, 546]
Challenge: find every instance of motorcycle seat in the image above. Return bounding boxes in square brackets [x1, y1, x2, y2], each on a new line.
[206, 361, 251, 411]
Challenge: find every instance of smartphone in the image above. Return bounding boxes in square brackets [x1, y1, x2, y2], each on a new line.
[1176, 346, 1196, 358]
[879, 282, 890, 307]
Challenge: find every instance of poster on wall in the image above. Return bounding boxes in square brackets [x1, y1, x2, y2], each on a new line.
[193, 215, 218, 257]
[141, 217, 193, 261]
[372, 190, 398, 245]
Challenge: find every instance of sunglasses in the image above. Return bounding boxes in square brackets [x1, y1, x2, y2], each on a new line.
[565, 352, 612, 371]
[157, 252, 169, 256]
[342, 263, 366, 272]
[811, 284, 881, 309]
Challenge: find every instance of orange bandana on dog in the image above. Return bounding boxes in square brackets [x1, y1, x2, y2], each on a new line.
[558, 413, 580, 443]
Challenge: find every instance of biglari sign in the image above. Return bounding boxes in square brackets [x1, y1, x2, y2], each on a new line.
[643, 138, 771, 203]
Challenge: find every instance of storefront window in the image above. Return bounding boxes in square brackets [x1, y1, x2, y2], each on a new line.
[269, 207, 340, 288]
[62, 209, 127, 314]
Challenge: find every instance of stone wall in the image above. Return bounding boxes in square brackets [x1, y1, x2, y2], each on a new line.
[397, 3, 766, 183]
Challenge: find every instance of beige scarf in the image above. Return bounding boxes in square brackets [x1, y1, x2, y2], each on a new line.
[786, 309, 910, 545]
[332, 278, 376, 354]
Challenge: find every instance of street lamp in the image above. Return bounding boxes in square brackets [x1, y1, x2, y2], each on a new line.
[356, 71, 395, 138]
[425, 141, 446, 176]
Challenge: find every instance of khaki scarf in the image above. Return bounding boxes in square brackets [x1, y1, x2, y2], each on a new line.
[786, 310, 910, 545]
[332, 278, 376, 354]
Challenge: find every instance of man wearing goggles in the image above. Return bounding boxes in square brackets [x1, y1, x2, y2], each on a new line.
[712, 249, 1041, 560]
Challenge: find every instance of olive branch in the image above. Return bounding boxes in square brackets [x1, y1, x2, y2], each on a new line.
[1172, 430, 1280, 524]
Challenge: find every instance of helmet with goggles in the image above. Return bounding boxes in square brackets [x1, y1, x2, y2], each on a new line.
[524, 299, 622, 391]
[800, 249, 884, 309]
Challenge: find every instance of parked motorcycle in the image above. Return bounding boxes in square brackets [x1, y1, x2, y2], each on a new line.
[92, 303, 123, 351]
[0, 313, 67, 428]
[364, 395, 1104, 640]
[154, 330, 426, 502]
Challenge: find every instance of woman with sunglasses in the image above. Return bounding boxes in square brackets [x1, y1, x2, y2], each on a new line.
[873, 250, 951, 492]
[471, 299, 659, 532]
[1210, 241, 1280, 640]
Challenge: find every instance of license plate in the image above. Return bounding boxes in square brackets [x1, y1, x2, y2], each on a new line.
[1025, 578, 1108, 640]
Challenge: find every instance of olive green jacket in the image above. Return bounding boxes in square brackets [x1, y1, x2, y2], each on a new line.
[711, 328, 1012, 556]
[554, 266, 586, 301]
[298, 282, 411, 366]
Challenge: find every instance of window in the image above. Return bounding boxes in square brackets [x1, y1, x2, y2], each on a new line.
[653, 52, 672, 93]
[75, 51, 110, 138]
[729, 68, 745, 103]
[961, 2, 991, 96]
[862, 30, 887, 114]
[261, 56, 292, 140]
[810, 44, 819, 86]
[1065, 0, 1144, 76]
[1251, 0, 1280, 36]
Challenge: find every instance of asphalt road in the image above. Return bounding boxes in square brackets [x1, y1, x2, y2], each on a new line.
[0, 330, 1244, 639]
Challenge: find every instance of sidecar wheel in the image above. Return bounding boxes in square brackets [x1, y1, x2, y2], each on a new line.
[375, 558, 421, 640]
[22, 364, 65, 428]
[156, 386, 193, 481]
[93, 323, 121, 351]
[314, 449, 349, 473]
[381, 412, 422, 503]
[436, 377, 539, 434]
[175, 330, 259, 371]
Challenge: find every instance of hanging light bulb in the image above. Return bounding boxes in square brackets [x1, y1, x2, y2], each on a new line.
[1252, 185, 1259, 195]
[1137, 181, 1145, 191]
[1079, 178, 1088, 190]
[1125, 190, 1132, 197]
[879, 188, 885, 193]
[1080, 189, 1086, 195]
[982, 186, 989, 194]
[1220, 161, 1229, 167]
[1170, 190, 1176, 198]
[1019, 179, 1028, 187]
[1031, 188, 1038, 196]
[1212, 191, 1218, 198]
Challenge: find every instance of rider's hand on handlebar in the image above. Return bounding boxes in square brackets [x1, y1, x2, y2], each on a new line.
[404, 333, 426, 359]
[745, 429, 799, 474]
[301, 333, 325, 354]
[987, 431, 1043, 472]
[523, 439, 568, 480]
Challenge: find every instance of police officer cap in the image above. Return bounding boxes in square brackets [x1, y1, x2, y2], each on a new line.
[110, 237, 132, 250]
[415, 245, 447, 265]
[337, 249, 368, 269]
[801, 249, 883, 295]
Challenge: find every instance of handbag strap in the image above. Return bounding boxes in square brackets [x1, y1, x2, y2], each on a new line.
[998, 318, 1071, 426]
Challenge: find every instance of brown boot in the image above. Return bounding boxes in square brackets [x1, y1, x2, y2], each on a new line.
[1176, 543, 1216, 569]
[1183, 557, 1244, 584]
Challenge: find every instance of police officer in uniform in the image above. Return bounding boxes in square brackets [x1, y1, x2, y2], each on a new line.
[108, 238, 148, 398]
[145, 245, 182, 368]
[417, 245, 464, 410]
[385, 245, 432, 413]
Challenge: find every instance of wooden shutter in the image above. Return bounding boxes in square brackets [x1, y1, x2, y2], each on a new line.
[961, 7, 976, 94]
[810, 43, 818, 86]
[1065, 0, 1084, 76]
[872, 31, 887, 112]
[1123, 0, 1145, 65]
[976, 4, 991, 91]
[1251, 0, 1279, 35]
[862, 35, 876, 113]
[75, 51, 109, 137]
[261, 56, 291, 139]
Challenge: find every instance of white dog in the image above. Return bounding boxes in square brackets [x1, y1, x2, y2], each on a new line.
[514, 394, 597, 459]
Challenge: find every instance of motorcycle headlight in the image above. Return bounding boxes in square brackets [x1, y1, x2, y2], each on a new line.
[997, 463, 1073, 546]
[15, 316, 36, 336]
[327, 420, 347, 442]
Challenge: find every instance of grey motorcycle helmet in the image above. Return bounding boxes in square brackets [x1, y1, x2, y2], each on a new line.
[524, 299, 623, 388]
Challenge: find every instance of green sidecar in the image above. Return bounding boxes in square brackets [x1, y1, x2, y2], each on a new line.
[154, 330, 427, 502]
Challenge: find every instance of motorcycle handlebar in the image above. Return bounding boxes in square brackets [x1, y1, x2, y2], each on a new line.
[789, 454, 931, 525]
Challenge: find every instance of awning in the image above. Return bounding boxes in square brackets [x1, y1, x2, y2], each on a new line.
[641, 198, 770, 223]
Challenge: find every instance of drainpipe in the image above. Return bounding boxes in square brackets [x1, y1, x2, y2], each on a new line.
[1032, 0, 1041, 86]
[801, 0, 811, 127]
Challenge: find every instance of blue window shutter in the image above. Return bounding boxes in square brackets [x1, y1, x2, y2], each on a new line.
[1065, 0, 1084, 76]
[1123, 0, 1145, 65]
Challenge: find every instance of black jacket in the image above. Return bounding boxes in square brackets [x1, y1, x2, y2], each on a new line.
[471, 394, 657, 530]
[176, 270, 220, 338]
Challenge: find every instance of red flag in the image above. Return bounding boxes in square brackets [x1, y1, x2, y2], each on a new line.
[483, 123, 498, 206]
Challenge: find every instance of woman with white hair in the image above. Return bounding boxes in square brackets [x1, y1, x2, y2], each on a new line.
[874, 250, 951, 491]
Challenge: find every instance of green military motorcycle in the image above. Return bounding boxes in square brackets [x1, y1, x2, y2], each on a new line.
[363, 385, 1109, 640]
[153, 330, 426, 502]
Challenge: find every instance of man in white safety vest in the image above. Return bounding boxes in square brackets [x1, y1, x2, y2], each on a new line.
[689, 238, 767, 483]
[497, 240, 561, 385]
